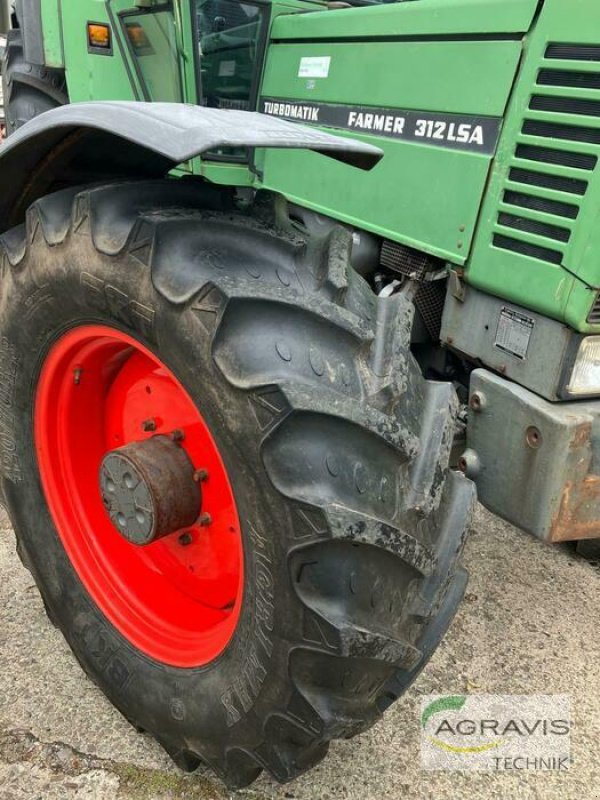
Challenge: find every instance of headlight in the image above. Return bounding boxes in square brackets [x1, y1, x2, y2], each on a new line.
[566, 336, 600, 396]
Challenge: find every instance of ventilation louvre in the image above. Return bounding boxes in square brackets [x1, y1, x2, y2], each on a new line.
[493, 234, 563, 265]
[503, 190, 579, 220]
[515, 144, 597, 171]
[530, 94, 600, 118]
[522, 119, 600, 145]
[509, 167, 588, 196]
[545, 43, 600, 62]
[493, 42, 599, 271]
[538, 68, 600, 90]
[498, 212, 571, 244]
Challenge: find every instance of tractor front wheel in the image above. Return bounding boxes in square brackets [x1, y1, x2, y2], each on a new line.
[0, 181, 474, 787]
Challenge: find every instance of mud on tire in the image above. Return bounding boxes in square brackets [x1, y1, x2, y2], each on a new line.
[0, 180, 475, 788]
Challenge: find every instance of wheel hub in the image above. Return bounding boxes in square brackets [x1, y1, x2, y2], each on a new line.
[100, 435, 202, 546]
[35, 324, 243, 667]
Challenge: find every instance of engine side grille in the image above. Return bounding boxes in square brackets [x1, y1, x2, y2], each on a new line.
[415, 281, 446, 341]
[379, 241, 445, 339]
[588, 293, 600, 325]
[380, 240, 434, 280]
[493, 42, 600, 278]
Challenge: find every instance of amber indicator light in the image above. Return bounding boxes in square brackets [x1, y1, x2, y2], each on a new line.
[87, 23, 111, 50]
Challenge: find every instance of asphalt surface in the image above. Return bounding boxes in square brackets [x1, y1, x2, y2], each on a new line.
[0, 503, 598, 800]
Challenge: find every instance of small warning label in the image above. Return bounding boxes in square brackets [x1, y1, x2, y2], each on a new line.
[494, 307, 534, 360]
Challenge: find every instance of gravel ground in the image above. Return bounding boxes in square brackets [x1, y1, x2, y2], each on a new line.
[0, 504, 598, 800]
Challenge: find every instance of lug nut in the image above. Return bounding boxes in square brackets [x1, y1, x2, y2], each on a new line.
[73, 367, 83, 386]
[193, 469, 209, 483]
[199, 512, 212, 527]
[142, 418, 157, 433]
[171, 429, 185, 443]
[178, 532, 193, 546]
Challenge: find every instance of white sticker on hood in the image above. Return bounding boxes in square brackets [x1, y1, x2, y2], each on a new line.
[298, 56, 331, 79]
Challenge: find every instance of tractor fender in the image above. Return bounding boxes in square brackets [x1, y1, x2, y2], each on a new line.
[0, 101, 383, 233]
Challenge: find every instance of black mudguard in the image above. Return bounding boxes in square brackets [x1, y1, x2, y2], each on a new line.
[0, 101, 383, 232]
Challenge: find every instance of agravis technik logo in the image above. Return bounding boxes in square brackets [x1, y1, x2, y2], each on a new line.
[420, 694, 571, 772]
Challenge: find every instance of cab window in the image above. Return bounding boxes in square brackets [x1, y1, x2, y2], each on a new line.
[121, 4, 183, 102]
[195, 0, 266, 111]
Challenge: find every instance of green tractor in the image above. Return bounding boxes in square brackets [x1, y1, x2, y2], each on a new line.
[0, 0, 597, 787]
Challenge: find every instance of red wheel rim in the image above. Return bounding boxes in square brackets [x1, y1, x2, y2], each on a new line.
[35, 325, 244, 667]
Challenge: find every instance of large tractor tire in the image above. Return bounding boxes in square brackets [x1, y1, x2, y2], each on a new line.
[1, 26, 67, 136]
[0, 180, 475, 788]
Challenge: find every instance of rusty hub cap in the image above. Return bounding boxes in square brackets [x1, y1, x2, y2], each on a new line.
[100, 435, 201, 546]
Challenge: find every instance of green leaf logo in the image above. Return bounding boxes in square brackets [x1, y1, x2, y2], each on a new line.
[421, 695, 466, 729]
